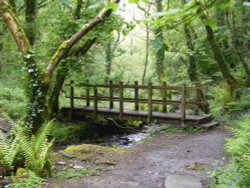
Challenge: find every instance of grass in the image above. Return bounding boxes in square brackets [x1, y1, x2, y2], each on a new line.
[53, 168, 98, 179]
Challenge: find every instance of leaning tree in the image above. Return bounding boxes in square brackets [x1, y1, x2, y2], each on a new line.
[0, 0, 120, 132]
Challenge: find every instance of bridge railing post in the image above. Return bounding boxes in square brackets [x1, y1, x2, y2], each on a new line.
[162, 81, 167, 113]
[119, 81, 124, 120]
[86, 80, 90, 107]
[181, 84, 186, 125]
[148, 82, 153, 122]
[109, 80, 114, 109]
[94, 86, 98, 118]
[195, 83, 201, 115]
[134, 81, 139, 111]
[70, 80, 74, 119]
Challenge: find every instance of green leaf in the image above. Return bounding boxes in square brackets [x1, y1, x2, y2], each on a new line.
[106, 2, 118, 11]
[204, 18, 217, 29]
[128, 0, 140, 4]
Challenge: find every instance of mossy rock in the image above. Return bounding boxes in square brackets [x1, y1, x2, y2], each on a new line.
[53, 144, 126, 165]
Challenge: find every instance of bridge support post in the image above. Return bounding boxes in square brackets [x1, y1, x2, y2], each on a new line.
[119, 82, 124, 120]
[94, 86, 98, 118]
[134, 81, 139, 111]
[181, 84, 186, 126]
[147, 83, 153, 122]
[70, 80, 74, 119]
[195, 83, 201, 115]
[109, 80, 114, 109]
[162, 82, 167, 113]
[86, 80, 90, 107]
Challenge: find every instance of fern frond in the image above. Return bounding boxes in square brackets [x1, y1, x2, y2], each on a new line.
[34, 121, 53, 155]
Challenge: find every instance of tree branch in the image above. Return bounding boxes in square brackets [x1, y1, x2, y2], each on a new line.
[0, 0, 30, 55]
[47, 0, 120, 78]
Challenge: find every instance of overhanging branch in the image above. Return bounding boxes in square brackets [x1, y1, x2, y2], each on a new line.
[0, 0, 31, 54]
[47, 0, 120, 78]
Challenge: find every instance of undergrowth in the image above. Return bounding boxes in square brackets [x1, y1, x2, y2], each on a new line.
[210, 115, 250, 188]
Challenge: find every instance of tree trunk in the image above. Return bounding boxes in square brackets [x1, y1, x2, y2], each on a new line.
[25, 0, 37, 45]
[181, 0, 209, 113]
[23, 56, 50, 132]
[227, 1, 250, 85]
[199, 9, 237, 90]
[105, 41, 113, 83]
[49, 39, 96, 115]
[142, 23, 150, 85]
[1, 0, 119, 132]
[74, 0, 83, 19]
[154, 0, 166, 84]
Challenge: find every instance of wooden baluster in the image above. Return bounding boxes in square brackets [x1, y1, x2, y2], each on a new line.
[134, 81, 139, 111]
[86, 80, 90, 107]
[94, 86, 98, 118]
[162, 81, 167, 113]
[195, 83, 201, 115]
[181, 84, 186, 125]
[119, 81, 124, 120]
[109, 80, 114, 109]
[148, 82, 153, 122]
[70, 80, 74, 119]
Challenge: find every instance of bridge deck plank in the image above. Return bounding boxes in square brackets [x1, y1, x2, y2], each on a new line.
[71, 106, 210, 122]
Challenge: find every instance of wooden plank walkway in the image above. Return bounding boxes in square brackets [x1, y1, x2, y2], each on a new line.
[61, 106, 211, 125]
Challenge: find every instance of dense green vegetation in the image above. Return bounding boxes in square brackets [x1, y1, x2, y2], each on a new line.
[0, 0, 250, 187]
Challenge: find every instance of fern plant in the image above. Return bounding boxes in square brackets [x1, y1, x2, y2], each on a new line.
[0, 121, 22, 169]
[19, 121, 54, 176]
[0, 120, 54, 177]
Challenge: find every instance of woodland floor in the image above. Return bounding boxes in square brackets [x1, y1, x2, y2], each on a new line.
[47, 126, 228, 188]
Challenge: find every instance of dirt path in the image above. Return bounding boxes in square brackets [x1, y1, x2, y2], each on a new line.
[49, 127, 227, 188]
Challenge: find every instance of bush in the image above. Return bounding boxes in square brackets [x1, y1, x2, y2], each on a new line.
[0, 86, 27, 119]
[210, 115, 250, 188]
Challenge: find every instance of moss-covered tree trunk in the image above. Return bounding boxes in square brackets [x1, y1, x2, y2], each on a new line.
[25, 0, 37, 45]
[105, 41, 113, 83]
[0, 0, 120, 132]
[180, 0, 209, 113]
[142, 23, 150, 85]
[154, 0, 166, 84]
[49, 39, 96, 116]
[198, 6, 237, 91]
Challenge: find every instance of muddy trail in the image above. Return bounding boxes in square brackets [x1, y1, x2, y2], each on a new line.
[48, 126, 227, 188]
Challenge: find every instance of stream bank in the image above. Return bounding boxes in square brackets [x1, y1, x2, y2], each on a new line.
[48, 125, 228, 188]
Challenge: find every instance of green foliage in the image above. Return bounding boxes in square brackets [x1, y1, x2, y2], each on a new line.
[19, 121, 54, 176]
[53, 168, 97, 179]
[0, 122, 21, 168]
[50, 121, 72, 142]
[226, 88, 250, 113]
[210, 115, 250, 188]
[0, 121, 54, 177]
[5, 170, 43, 188]
[0, 83, 27, 119]
[209, 85, 233, 121]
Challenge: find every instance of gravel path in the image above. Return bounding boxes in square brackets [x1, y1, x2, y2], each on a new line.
[49, 127, 228, 188]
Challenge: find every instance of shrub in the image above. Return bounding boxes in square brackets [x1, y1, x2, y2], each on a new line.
[210, 115, 250, 188]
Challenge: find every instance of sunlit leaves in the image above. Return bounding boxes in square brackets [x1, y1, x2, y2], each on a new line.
[128, 0, 140, 4]
[203, 18, 217, 29]
[243, 2, 250, 6]
[106, 2, 119, 11]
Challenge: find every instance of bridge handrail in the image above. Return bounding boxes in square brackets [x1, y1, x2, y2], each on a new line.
[65, 80, 206, 124]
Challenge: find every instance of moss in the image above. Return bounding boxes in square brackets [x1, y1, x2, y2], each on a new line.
[52, 144, 126, 165]
[51, 40, 71, 63]
[65, 144, 125, 156]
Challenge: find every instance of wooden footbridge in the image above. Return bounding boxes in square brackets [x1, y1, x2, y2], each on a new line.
[61, 81, 219, 129]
